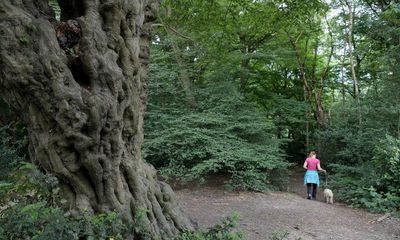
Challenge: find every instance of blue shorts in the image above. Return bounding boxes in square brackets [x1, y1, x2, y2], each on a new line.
[304, 170, 320, 186]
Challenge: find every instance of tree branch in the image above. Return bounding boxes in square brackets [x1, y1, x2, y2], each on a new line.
[286, 30, 312, 97]
[154, 17, 193, 42]
[319, 16, 334, 91]
[166, 25, 193, 41]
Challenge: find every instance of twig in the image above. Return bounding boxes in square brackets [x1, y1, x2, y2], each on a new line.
[377, 213, 391, 222]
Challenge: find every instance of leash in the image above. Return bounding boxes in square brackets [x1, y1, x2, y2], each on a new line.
[324, 171, 328, 188]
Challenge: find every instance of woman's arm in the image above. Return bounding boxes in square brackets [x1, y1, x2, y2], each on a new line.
[303, 160, 308, 170]
[317, 163, 326, 172]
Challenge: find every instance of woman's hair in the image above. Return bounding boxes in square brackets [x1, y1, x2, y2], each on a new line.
[309, 151, 316, 157]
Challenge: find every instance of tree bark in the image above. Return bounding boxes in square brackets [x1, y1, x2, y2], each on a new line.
[0, 0, 191, 238]
[340, 41, 347, 105]
[159, 18, 196, 108]
[286, 31, 328, 128]
[347, 1, 359, 99]
[345, 0, 362, 125]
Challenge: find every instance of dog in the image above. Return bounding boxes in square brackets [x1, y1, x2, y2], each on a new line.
[323, 188, 334, 204]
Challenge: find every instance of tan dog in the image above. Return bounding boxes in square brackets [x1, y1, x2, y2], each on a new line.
[323, 189, 334, 204]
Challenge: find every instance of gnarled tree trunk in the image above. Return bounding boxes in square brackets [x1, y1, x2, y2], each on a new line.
[0, 0, 191, 238]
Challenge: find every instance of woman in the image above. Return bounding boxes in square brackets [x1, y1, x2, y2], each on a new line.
[303, 151, 326, 200]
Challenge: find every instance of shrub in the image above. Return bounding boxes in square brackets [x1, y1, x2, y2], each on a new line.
[372, 135, 400, 195]
[0, 162, 58, 206]
[329, 135, 400, 213]
[144, 82, 290, 191]
[0, 203, 130, 240]
[0, 202, 79, 240]
[176, 214, 242, 240]
[0, 123, 27, 180]
[0, 163, 131, 240]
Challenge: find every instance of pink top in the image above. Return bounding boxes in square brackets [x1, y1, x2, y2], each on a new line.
[305, 157, 320, 171]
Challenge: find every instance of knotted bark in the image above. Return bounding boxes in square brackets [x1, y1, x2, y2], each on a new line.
[0, 0, 191, 238]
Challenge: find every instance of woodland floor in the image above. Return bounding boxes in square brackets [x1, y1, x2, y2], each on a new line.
[174, 169, 400, 240]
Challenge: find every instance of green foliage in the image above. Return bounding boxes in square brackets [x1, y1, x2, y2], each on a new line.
[158, 0, 336, 166]
[176, 214, 242, 240]
[83, 212, 130, 240]
[48, 0, 61, 21]
[372, 135, 400, 190]
[0, 162, 58, 206]
[144, 80, 289, 191]
[133, 208, 153, 239]
[144, 38, 290, 191]
[19, 35, 30, 44]
[317, 97, 400, 213]
[268, 229, 290, 240]
[0, 203, 130, 240]
[0, 202, 79, 240]
[0, 123, 28, 180]
[329, 135, 400, 213]
[316, 102, 389, 166]
[0, 163, 131, 240]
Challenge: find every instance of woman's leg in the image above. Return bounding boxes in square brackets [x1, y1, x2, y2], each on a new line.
[307, 183, 312, 199]
[312, 184, 317, 199]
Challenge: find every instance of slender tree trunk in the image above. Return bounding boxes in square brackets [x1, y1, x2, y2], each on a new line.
[162, 26, 196, 107]
[239, 34, 250, 91]
[314, 91, 327, 127]
[169, 39, 196, 107]
[341, 42, 347, 105]
[304, 85, 310, 152]
[240, 56, 250, 91]
[0, 0, 191, 238]
[312, 40, 327, 128]
[348, 3, 359, 99]
[397, 108, 400, 139]
[396, 94, 400, 139]
[287, 31, 329, 128]
[346, 0, 362, 124]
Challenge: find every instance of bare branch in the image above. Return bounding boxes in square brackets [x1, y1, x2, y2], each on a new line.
[157, 15, 194, 42]
[167, 25, 193, 41]
[295, 31, 304, 44]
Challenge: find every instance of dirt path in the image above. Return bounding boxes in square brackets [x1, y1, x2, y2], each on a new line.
[174, 171, 400, 240]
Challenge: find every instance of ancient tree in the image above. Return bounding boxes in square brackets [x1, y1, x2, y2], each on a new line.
[0, 0, 191, 238]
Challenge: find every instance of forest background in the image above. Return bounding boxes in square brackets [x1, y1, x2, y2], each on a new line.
[144, 0, 400, 212]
